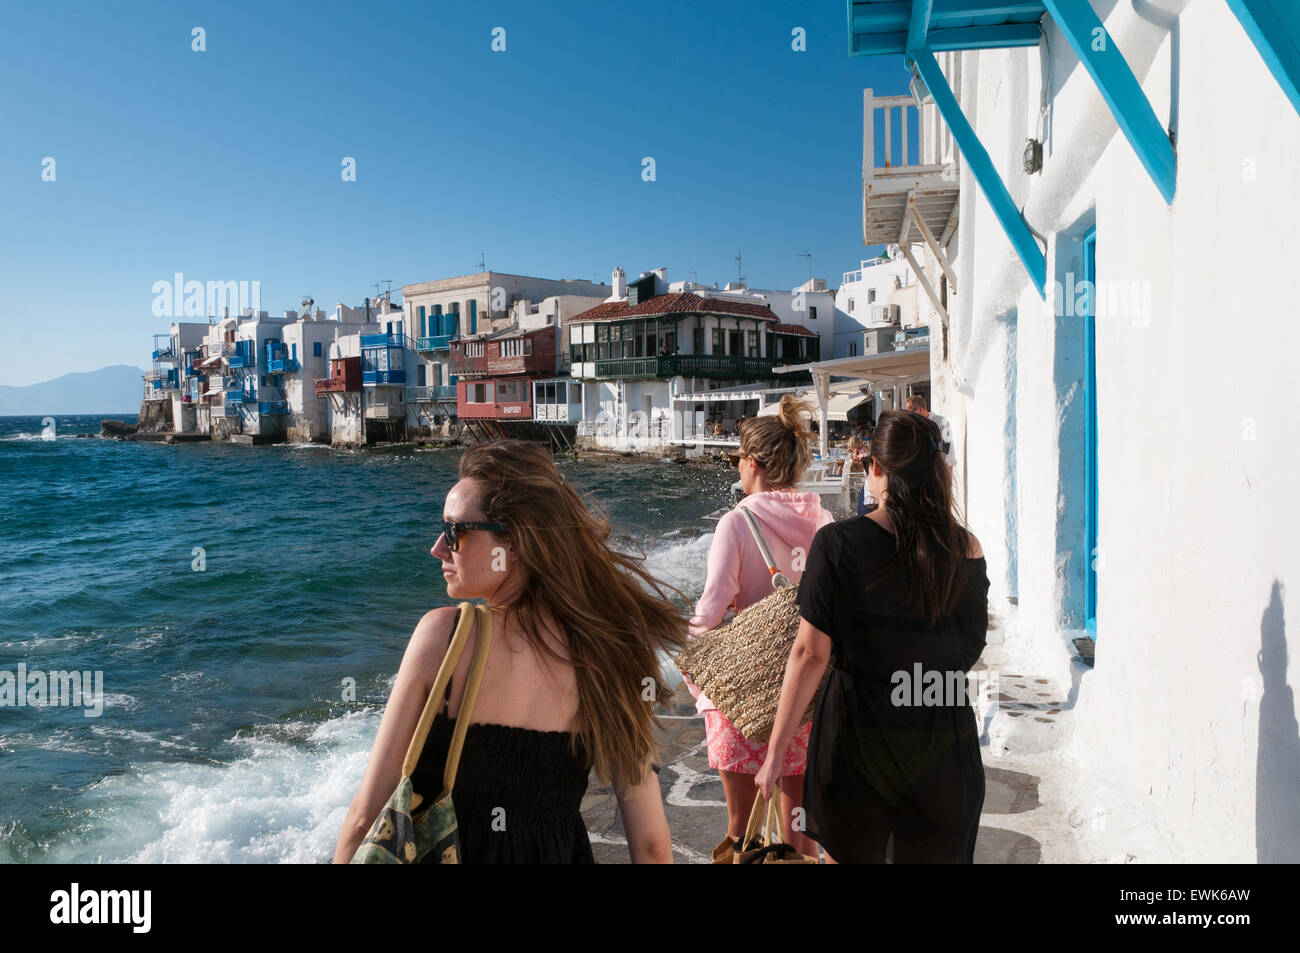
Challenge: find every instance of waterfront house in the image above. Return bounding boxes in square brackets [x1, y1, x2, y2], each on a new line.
[143, 322, 209, 432]
[281, 302, 375, 443]
[356, 295, 413, 444]
[568, 267, 818, 450]
[217, 310, 295, 441]
[847, 0, 1300, 860]
[402, 271, 612, 433]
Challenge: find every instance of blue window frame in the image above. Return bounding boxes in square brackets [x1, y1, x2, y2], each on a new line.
[1083, 228, 1098, 638]
[313, 342, 322, 357]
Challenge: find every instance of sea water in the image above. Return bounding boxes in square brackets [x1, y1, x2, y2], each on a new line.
[0, 415, 729, 862]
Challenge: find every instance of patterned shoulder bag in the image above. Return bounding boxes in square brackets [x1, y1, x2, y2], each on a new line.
[351, 602, 493, 864]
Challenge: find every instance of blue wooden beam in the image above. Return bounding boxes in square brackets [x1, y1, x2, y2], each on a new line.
[904, 0, 933, 68]
[1226, 0, 1300, 117]
[911, 48, 1047, 296]
[848, 1, 1046, 35]
[851, 23, 1042, 56]
[1041, 0, 1176, 204]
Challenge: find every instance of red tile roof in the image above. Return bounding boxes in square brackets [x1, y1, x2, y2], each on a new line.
[771, 323, 816, 337]
[569, 292, 777, 323]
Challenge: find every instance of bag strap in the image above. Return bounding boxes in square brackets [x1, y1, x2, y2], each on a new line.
[738, 507, 790, 590]
[402, 603, 493, 805]
[438, 604, 493, 800]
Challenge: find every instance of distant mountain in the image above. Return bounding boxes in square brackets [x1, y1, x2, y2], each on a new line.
[0, 365, 147, 415]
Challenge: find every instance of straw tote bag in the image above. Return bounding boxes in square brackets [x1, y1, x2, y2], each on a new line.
[351, 603, 492, 864]
[675, 508, 822, 744]
[733, 791, 819, 864]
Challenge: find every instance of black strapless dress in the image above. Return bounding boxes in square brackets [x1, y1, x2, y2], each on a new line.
[409, 676, 594, 864]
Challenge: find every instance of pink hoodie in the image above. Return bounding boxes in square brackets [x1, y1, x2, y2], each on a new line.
[686, 490, 835, 714]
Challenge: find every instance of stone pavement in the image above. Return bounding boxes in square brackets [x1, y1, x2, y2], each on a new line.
[581, 609, 1079, 863]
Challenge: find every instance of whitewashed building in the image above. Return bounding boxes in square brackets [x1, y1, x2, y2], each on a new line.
[850, 0, 1300, 861]
[569, 267, 818, 450]
[402, 271, 612, 428]
[835, 250, 924, 358]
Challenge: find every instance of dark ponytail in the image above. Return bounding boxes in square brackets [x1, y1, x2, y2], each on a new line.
[870, 410, 972, 622]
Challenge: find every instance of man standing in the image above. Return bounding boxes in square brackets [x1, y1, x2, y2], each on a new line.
[905, 394, 954, 467]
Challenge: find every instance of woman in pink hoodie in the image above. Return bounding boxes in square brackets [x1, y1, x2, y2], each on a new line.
[686, 395, 833, 858]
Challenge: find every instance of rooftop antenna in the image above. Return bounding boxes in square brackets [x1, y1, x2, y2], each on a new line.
[735, 252, 745, 285]
[798, 252, 813, 281]
[478, 253, 486, 272]
[690, 270, 698, 286]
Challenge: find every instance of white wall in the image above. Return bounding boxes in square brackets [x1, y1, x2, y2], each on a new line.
[941, 0, 1300, 861]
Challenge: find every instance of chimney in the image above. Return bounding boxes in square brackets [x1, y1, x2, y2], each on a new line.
[611, 266, 626, 299]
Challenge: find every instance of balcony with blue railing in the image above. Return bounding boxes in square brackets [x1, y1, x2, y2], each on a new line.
[265, 340, 299, 374]
[361, 332, 413, 349]
[227, 339, 258, 369]
[224, 387, 254, 405]
[258, 401, 290, 416]
[416, 334, 453, 351]
[362, 368, 406, 385]
[151, 333, 174, 362]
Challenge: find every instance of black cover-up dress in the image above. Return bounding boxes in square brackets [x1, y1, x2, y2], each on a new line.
[796, 517, 989, 863]
[409, 673, 594, 864]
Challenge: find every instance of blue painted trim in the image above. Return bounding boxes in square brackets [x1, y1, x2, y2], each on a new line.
[852, 23, 1042, 55]
[912, 48, 1047, 295]
[904, 0, 933, 67]
[1041, 0, 1176, 204]
[1082, 228, 1098, 638]
[1227, 0, 1300, 117]
[849, 0, 1046, 36]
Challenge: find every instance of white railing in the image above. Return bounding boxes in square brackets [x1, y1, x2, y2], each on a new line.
[864, 90, 957, 177]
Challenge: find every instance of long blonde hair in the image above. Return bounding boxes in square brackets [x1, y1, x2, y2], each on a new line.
[737, 394, 815, 489]
[457, 440, 687, 787]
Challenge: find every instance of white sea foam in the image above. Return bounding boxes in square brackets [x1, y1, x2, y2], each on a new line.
[640, 532, 714, 603]
[40, 707, 384, 864]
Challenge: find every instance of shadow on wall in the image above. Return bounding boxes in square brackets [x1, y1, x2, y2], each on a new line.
[1257, 579, 1300, 862]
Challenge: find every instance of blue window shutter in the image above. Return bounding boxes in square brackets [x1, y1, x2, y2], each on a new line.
[313, 342, 321, 357]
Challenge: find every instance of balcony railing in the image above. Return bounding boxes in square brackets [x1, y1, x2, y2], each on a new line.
[585, 354, 784, 381]
[416, 334, 453, 351]
[436, 385, 457, 401]
[152, 347, 174, 361]
[362, 369, 406, 386]
[267, 357, 299, 373]
[227, 352, 254, 369]
[222, 404, 241, 417]
[258, 401, 290, 415]
[224, 389, 254, 405]
[314, 376, 349, 397]
[360, 332, 413, 350]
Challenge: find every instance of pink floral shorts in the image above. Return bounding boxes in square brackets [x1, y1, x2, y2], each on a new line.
[703, 709, 811, 775]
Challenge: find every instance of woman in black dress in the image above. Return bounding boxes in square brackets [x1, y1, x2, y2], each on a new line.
[334, 440, 688, 863]
[756, 410, 989, 863]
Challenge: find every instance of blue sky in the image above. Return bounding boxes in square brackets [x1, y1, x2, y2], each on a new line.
[0, 0, 907, 386]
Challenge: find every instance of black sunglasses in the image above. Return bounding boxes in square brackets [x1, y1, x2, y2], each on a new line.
[439, 520, 507, 552]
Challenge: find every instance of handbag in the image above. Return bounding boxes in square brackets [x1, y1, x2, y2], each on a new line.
[350, 602, 493, 864]
[734, 791, 819, 864]
[675, 507, 822, 743]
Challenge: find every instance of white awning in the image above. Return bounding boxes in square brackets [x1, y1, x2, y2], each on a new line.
[757, 391, 870, 422]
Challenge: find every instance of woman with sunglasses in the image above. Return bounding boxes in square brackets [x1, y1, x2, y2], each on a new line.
[685, 394, 833, 859]
[334, 440, 687, 864]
